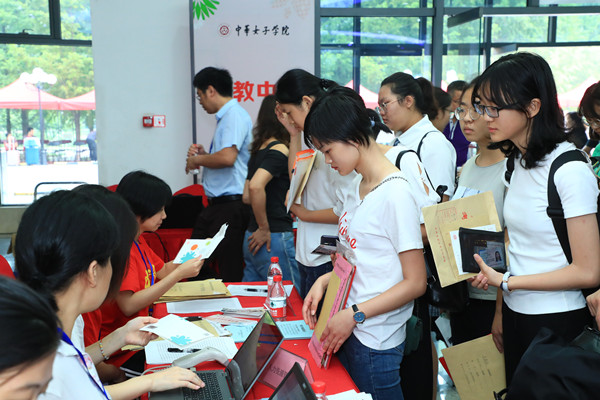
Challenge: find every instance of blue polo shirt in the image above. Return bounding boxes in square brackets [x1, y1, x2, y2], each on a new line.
[202, 99, 252, 198]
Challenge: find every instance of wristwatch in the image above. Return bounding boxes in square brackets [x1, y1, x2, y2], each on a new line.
[352, 304, 365, 324]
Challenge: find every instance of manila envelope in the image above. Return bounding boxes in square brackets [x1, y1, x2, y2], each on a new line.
[422, 191, 501, 287]
[442, 335, 506, 400]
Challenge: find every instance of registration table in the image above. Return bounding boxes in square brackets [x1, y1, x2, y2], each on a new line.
[150, 281, 358, 399]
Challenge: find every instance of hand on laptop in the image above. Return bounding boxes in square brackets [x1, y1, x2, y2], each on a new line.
[143, 366, 205, 392]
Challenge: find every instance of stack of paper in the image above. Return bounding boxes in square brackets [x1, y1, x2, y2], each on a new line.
[156, 279, 231, 303]
[308, 254, 356, 369]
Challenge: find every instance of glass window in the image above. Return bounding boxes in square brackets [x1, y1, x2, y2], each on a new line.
[0, 0, 51, 35]
[321, 49, 353, 85]
[61, 0, 92, 40]
[362, 54, 431, 89]
[0, 44, 97, 205]
[491, 16, 549, 43]
[321, 17, 354, 44]
[361, 17, 431, 44]
[492, 0, 527, 6]
[444, 16, 481, 44]
[321, 0, 432, 8]
[556, 14, 600, 42]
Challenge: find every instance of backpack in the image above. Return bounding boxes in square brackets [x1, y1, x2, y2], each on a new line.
[395, 132, 469, 313]
[505, 149, 600, 297]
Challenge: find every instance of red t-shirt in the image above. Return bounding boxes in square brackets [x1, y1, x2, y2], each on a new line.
[99, 236, 164, 365]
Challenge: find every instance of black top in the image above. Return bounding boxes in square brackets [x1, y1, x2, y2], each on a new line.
[246, 141, 292, 232]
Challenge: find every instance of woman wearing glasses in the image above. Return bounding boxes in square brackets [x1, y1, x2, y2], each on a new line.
[449, 78, 506, 346]
[470, 53, 600, 384]
[578, 81, 600, 156]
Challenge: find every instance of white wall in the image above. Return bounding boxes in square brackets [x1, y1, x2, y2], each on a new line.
[91, 0, 196, 191]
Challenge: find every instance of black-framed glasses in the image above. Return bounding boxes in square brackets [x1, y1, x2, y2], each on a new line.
[375, 98, 400, 114]
[455, 106, 480, 121]
[474, 102, 519, 118]
[583, 116, 600, 129]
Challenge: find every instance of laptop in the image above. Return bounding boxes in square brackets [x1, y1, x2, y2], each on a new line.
[151, 311, 284, 400]
[269, 362, 317, 400]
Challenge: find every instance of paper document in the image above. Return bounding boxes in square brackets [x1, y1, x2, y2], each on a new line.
[287, 150, 316, 212]
[205, 314, 256, 325]
[166, 297, 242, 314]
[145, 337, 238, 365]
[227, 284, 293, 297]
[156, 279, 231, 303]
[140, 314, 213, 347]
[226, 320, 313, 342]
[226, 324, 256, 342]
[441, 335, 506, 400]
[173, 223, 228, 263]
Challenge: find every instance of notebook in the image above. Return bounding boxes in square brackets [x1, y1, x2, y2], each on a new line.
[269, 362, 317, 400]
[151, 311, 284, 400]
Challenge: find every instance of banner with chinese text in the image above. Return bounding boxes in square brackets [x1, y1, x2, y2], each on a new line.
[192, 0, 315, 144]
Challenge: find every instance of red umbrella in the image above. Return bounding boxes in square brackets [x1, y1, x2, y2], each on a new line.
[0, 76, 64, 110]
[558, 77, 598, 110]
[345, 80, 379, 109]
[61, 90, 96, 111]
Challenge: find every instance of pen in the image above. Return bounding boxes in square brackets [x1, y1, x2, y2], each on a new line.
[167, 348, 202, 353]
[244, 288, 268, 293]
[185, 316, 203, 321]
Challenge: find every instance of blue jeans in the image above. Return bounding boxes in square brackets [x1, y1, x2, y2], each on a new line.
[242, 230, 299, 291]
[298, 260, 333, 299]
[338, 333, 405, 400]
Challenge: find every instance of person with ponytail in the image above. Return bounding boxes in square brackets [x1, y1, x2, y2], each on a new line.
[0, 276, 59, 399]
[16, 191, 205, 399]
[301, 87, 427, 400]
[275, 69, 356, 298]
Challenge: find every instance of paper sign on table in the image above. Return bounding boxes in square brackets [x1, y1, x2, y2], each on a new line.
[166, 297, 242, 314]
[140, 314, 213, 347]
[173, 223, 228, 263]
[441, 335, 506, 400]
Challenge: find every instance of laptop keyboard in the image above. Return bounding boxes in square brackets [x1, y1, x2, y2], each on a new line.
[182, 372, 223, 400]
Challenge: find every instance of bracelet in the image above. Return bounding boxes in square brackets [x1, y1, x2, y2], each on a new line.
[98, 339, 109, 361]
[501, 271, 512, 294]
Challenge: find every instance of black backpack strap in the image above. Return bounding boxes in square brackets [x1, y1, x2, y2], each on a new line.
[505, 155, 515, 184]
[394, 149, 417, 169]
[416, 131, 448, 201]
[416, 131, 436, 159]
[547, 150, 590, 264]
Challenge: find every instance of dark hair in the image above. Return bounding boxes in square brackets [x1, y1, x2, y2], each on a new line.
[15, 191, 120, 311]
[381, 73, 438, 119]
[250, 95, 290, 154]
[275, 69, 338, 105]
[565, 112, 587, 149]
[117, 170, 172, 221]
[434, 87, 451, 111]
[304, 86, 387, 148]
[73, 185, 138, 297]
[578, 81, 600, 121]
[193, 67, 233, 97]
[0, 276, 59, 374]
[472, 52, 564, 169]
[448, 80, 468, 94]
[366, 108, 392, 139]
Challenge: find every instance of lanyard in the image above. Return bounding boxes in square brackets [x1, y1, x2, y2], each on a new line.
[134, 241, 155, 286]
[134, 240, 154, 315]
[58, 329, 110, 399]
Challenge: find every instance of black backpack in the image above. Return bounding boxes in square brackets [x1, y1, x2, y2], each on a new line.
[394, 132, 469, 313]
[505, 149, 600, 297]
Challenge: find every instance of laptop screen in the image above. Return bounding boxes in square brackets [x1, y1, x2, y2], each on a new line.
[269, 362, 317, 400]
[226, 312, 284, 400]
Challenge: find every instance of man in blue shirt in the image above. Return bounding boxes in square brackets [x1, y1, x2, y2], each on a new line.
[186, 67, 253, 282]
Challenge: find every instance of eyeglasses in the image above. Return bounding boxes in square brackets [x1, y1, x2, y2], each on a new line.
[583, 116, 600, 129]
[455, 106, 481, 121]
[375, 99, 400, 114]
[474, 102, 519, 118]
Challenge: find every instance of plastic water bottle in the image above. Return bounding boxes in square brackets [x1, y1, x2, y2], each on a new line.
[267, 274, 286, 321]
[267, 256, 282, 292]
[311, 381, 328, 399]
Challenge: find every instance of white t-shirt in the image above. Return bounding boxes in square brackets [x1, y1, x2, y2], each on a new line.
[296, 150, 356, 266]
[40, 319, 110, 400]
[393, 115, 457, 197]
[336, 172, 423, 350]
[503, 141, 599, 314]
[453, 154, 506, 301]
[384, 145, 440, 223]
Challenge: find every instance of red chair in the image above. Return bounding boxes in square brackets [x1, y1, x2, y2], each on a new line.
[174, 184, 209, 207]
[0, 255, 15, 279]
